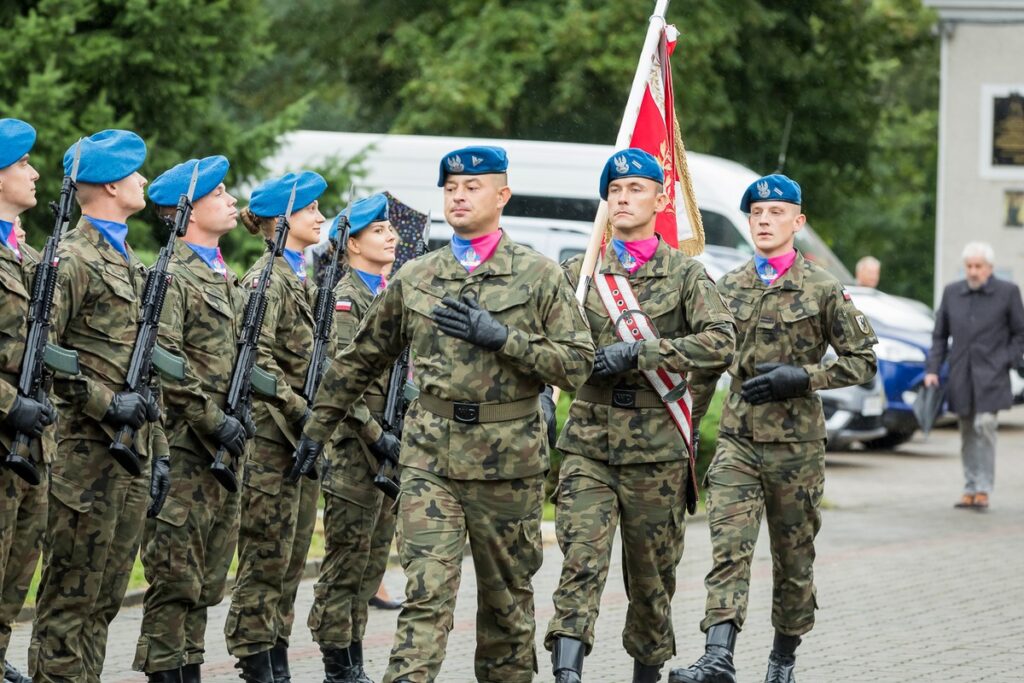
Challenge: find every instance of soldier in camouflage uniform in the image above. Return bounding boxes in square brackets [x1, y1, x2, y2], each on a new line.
[668, 175, 877, 683]
[291, 146, 595, 683]
[309, 193, 403, 683]
[132, 156, 248, 682]
[545, 149, 736, 683]
[29, 129, 169, 683]
[0, 119, 55, 683]
[225, 171, 327, 683]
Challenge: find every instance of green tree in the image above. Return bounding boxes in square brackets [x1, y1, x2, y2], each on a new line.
[0, 0, 303, 263]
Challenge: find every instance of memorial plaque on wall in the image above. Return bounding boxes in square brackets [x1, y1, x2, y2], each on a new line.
[993, 92, 1024, 167]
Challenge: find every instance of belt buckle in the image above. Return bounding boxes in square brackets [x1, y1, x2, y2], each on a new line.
[452, 401, 480, 424]
[611, 389, 636, 409]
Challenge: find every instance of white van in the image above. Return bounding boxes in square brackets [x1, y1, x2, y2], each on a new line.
[266, 130, 853, 278]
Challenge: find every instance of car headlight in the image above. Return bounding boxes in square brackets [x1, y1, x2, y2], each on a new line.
[875, 337, 927, 363]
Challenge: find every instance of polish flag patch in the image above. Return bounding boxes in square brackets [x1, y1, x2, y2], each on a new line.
[335, 299, 352, 312]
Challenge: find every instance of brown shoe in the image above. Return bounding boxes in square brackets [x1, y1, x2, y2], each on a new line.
[973, 493, 989, 509]
[954, 494, 975, 508]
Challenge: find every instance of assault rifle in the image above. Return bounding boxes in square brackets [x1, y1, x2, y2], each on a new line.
[208, 183, 296, 491]
[3, 141, 83, 485]
[375, 213, 431, 498]
[107, 167, 195, 474]
[300, 192, 353, 438]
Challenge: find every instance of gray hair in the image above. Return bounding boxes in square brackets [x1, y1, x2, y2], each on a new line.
[961, 241, 995, 265]
[856, 256, 880, 271]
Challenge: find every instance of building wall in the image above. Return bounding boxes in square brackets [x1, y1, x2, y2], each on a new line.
[936, 21, 1024, 300]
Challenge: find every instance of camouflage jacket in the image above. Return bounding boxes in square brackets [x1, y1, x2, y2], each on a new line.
[306, 232, 595, 480]
[241, 251, 316, 448]
[51, 218, 167, 458]
[157, 239, 245, 457]
[558, 240, 736, 465]
[323, 269, 391, 481]
[689, 253, 877, 443]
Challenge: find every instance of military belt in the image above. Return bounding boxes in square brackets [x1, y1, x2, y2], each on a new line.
[363, 393, 386, 413]
[577, 384, 664, 409]
[417, 392, 540, 425]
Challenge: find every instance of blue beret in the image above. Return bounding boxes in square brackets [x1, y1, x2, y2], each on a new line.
[0, 119, 36, 169]
[64, 129, 147, 183]
[437, 146, 508, 186]
[740, 173, 802, 212]
[248, 171, 327, 218]
[329, 193, 390, 240]
[599, 148, 665, 200]
[148, 155, 230, 207]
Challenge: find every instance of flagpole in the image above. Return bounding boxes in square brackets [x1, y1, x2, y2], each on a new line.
[574, 0, 671, 302]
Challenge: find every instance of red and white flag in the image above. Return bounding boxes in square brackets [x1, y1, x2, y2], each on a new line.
[628, 25, 701, 252]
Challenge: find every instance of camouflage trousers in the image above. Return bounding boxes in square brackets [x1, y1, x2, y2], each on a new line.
[545, 454, 687, 666]
[29, 439, 149, 682]
[0, 466, 47, 656]
[702, 433, 825, 636]
[309, 439, 396, 649]
[225, 433, 319, 657]
[134, 444, 241, 672]
[384, 467, 544, 683]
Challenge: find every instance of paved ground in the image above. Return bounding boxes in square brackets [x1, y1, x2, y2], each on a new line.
[9, 408, 1024, 681]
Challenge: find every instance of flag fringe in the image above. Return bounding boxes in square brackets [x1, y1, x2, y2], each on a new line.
[674, 116, 705, 257]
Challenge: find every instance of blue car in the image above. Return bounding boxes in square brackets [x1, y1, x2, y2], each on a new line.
[846, 286, 942, 449]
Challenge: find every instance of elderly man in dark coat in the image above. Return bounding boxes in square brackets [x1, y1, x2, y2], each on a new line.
[925, 242, 1024, 510]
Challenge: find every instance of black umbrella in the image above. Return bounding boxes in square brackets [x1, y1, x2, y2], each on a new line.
[913, 384, 946, 436]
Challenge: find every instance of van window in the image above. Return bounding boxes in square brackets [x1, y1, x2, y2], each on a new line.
[505, 195, 600, 222]
[559, 247, 585, 263]
[701, 210, 751, 252]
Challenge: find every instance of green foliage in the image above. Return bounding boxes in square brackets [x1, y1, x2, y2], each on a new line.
[252, 0, 940, 302]
[1, 0, 303, 265]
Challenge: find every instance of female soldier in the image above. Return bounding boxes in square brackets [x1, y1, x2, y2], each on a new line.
[308, 193, 402, 683]
[225, 171, 326, 683]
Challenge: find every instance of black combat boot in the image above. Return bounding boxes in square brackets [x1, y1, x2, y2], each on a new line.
[269, 643, 291, 683]
[235, 651, 274, 683]
[147, 670, 182, 682]
[3, 659, 30, 683]
[763, 632, 800, 683]
[633, 660, 663, 682]
[181, 662, 202, 683]
[552, 637, 585, 683]
[323, 643, 373, 683]
[667, 622, 738, 683]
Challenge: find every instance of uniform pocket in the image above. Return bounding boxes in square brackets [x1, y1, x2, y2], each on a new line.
[242, 464, 283, 496]
[48, 473, 94, 567]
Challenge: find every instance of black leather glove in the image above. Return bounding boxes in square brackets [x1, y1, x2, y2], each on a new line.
[243, 411, 257, 438]
[432, 295, 508, 351]
[740, 362, 811, 405]
[212, 415, 247, 459]
[103, 391, 150, 430]
[540, 385, 557, 446]
[146, 456, 171, 518]
[368, 431, 401, 467]
[591, 341, 642, 379]
[141, 386, 161, 423]
[288, 435, 324, 483]
[3, 395, 55, 438]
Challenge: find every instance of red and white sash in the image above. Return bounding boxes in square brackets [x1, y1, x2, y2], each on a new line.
[593, 257, 694, 454]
